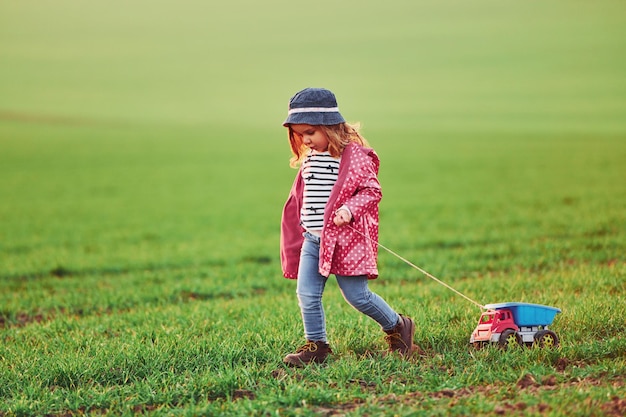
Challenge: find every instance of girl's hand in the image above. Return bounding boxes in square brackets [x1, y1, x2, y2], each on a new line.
[333, 208, 352, 227]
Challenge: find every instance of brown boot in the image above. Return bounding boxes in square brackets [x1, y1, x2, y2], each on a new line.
[283, 341, 332, 367]
[384, 314, 418, 357]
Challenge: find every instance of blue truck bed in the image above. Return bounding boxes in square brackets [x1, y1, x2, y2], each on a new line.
[484, 302, 561, 327]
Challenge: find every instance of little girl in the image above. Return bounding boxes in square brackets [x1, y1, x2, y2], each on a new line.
[280, 87, 419, 366]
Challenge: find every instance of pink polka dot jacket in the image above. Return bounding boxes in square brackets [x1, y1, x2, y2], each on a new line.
[280, 142, 381, 279]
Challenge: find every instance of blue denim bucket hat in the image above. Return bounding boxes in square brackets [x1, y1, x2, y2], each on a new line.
[283, 87, 346, 126]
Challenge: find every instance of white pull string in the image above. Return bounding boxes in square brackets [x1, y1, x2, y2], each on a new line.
[348, 225, 485, 310]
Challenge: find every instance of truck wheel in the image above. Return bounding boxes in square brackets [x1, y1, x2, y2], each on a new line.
[498, 329, 522, 349]
[534, 330, 560, 348]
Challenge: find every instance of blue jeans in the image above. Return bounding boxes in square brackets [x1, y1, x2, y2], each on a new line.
[296, 232, 400, 342]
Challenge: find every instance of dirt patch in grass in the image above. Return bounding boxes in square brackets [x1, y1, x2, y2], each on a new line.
[601, 396, 626, 417]
[308, 375, 625, 416]
[0, 311, 50, 328]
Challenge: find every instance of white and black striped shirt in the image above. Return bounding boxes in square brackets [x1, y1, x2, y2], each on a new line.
[301, 151, 341, 232]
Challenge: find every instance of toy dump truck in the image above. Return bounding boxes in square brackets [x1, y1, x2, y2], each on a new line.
[470, 302, 561, 349]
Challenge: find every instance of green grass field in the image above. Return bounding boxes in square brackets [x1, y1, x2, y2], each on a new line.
[1, 1, 625, 416]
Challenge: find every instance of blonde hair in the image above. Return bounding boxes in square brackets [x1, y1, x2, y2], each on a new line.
[287, 122, 369, 168]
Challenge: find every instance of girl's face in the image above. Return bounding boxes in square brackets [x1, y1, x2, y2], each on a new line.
[291, 124, 330, 153]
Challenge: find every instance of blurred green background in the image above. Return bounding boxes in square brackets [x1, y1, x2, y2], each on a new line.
[1, 0, 625, 278]
[2, 0, 624, 132]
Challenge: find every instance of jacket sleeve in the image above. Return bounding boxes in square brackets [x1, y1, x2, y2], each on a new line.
[280, 171, 304, 279]
[341, 150, 382, 222]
